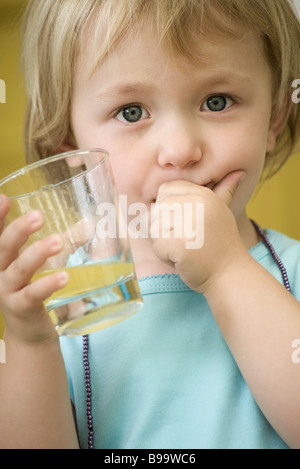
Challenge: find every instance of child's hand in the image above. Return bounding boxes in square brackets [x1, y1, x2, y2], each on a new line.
[0, 195, 68, 344]
[151, 171, 247, 294]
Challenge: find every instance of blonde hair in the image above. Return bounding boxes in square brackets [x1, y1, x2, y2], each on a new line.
[22, 0, 300, 177]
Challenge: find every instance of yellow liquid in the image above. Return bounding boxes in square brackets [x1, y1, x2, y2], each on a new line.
[32, 262, 143, 336]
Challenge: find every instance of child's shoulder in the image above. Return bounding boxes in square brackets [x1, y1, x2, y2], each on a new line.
[250, 228, 300, 260]
[264, 228, 300, 254]
[258, 228, 300, 298]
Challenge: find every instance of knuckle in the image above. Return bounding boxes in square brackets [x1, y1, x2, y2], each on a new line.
[12, 258, 30, 279]
[2, 218, 29, 251]
[14, 216, 32, 238]
[23, 284, 39, 305]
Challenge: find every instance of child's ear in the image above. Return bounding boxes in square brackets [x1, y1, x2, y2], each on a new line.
[57, 128, 78, 156]
[266, 96, 291, 152]
[56, 141, 84, 168]
[59, 142, 77, 154]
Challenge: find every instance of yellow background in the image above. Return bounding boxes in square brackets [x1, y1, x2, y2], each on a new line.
[1, 0, 300, 338]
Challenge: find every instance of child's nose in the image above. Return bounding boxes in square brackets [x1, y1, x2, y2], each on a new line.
[157, 119, 202, 169]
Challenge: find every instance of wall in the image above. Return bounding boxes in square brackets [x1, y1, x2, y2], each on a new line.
[1, 0, 300, 337]
[0, 0, 28, 337]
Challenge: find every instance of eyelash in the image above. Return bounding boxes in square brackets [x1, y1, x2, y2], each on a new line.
[114, 104, 150, 124]
[201, 95, 235, 112]
[114, 94, 236, 124]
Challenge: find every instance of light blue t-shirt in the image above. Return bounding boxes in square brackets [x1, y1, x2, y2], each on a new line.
[60, 229, 300, 449]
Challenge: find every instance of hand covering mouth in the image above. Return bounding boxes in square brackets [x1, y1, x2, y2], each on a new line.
[151, 180, 215, 203]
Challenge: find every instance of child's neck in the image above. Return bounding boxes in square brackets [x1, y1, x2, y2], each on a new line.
[236, 211, 261, 249]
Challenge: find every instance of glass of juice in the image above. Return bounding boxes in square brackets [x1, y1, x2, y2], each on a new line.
[0, 149, 143, 336]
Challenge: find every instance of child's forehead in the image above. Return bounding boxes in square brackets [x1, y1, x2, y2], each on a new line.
[76, 15, 264, 80]
[72, 21, 272, 107]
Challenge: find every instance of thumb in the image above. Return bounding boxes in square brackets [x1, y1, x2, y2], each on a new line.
[212, 170, 246, 207]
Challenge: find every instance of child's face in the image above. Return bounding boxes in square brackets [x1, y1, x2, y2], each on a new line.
[70, 24, 277, 224]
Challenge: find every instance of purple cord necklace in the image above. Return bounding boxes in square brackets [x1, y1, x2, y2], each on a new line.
[83, 334, 94, 449]
[251, 220, 291, 292]
[82, 220, 291, 449]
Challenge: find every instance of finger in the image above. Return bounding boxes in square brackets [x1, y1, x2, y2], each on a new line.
[4, 234, 64, 290]
[52, 217, 96, 266]
[8, 269, 70, 315]
[20, 270, 69, 310]
[212, 170, 246, 207]
[150, 215, 175, 240]
[0, 195, 11, 233]
[156, 180, 201, 204]
[152, 237, 176, 267]
[63, 217, 95, 252]
[0, 210, 44, 270]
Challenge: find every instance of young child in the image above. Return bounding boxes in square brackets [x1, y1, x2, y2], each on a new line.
[1, 0, 300, 449]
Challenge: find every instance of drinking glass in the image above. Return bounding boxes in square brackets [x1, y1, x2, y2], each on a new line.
[0, 149, 143, 336]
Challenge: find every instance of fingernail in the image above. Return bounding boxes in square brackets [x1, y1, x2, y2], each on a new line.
[48, 235, 63, 253]
[238, 171, 246, 183]
[27, 211, 42, 226]
[57, 271, 69, 286]
[48, 234, 62, 246]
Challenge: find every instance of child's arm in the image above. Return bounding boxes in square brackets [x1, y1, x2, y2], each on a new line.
[152, 174, 300, 449]
[204, 244, 300, 449]
[0, 195, 78, 449]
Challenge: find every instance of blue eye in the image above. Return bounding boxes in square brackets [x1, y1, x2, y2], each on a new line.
[116, 105, 149, 123]
[203, 95, 233, 112]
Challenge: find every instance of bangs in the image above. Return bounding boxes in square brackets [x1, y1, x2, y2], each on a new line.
[78, 0, 250, 78]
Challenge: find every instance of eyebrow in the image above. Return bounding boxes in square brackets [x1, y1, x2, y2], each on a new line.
[205, 73, 254, 88]
[95, 83, 155, 102]
[94, 73, 254, 102]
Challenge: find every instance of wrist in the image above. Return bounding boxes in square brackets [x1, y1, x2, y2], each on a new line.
[4, 320, 60, 349]
[200, 247, 253, 300]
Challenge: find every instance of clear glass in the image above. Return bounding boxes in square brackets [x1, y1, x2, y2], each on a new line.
[0, 149, 143, 336]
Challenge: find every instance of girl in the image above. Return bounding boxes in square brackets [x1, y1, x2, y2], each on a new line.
[1, 0, 300, 449]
